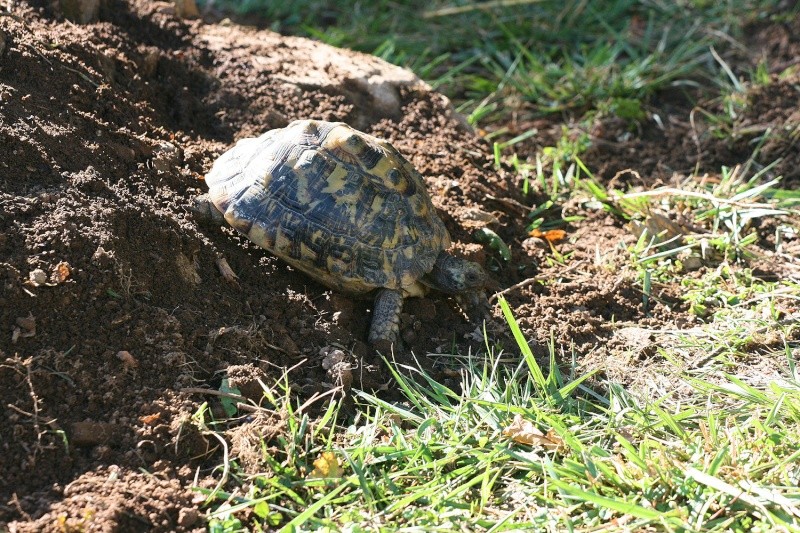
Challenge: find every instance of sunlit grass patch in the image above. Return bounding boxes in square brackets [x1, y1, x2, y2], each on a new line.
[514, 150, 800, 287]
[494, 143, 799, 294]
[197, 298, 800, 531]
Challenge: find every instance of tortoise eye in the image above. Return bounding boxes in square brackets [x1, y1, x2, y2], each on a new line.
[466, 270, 484, 284]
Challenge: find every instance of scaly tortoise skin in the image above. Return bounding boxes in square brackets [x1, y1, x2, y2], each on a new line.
[193, 119, 487, 346]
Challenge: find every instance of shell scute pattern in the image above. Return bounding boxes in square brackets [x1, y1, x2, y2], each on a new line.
[204, 120, 450, 294]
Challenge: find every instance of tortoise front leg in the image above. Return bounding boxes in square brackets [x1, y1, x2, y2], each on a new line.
[368, 288, 404, 349]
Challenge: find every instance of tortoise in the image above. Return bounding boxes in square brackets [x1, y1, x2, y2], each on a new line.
[192, 119, 487, 347]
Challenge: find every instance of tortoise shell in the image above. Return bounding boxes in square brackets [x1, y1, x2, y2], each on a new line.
[204, 119, 451, 294]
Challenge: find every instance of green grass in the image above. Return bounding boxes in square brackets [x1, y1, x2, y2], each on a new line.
[198, 295, 800, 531]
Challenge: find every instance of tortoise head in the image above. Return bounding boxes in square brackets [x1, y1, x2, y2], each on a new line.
[190, 193, 227, 226]
[426, 251, 487, 294]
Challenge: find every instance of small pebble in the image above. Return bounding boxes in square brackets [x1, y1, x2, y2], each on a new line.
[29, 269, 47, 286]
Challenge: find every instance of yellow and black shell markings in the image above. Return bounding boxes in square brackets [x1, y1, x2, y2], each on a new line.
[204, 120, 451, 294]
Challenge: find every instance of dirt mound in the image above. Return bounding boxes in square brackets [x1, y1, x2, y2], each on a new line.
[1, 1, 797, 530]
[0, 2, 511, 526]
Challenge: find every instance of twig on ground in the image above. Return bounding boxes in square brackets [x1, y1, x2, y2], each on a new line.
[490, 260, 586, 303]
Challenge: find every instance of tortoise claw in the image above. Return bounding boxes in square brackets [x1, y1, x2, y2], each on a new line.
[215, 256, 239, 284]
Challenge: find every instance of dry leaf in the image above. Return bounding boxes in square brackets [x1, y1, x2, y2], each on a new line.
[544, 428, 564, 449]
[502, 414, 563, 450]
[52, 261, 72, 283]
[308, 451, 344, 479]
[528, 228, 567, 243]
[139, 413, 161, 425]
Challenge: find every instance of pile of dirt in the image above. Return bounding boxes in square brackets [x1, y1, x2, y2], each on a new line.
[0, 1, 797, 529]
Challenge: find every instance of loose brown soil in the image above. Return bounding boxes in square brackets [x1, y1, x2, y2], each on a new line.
[1, 2, 798, 530]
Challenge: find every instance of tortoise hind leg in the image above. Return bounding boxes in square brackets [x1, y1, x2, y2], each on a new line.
[190, 195, 239, 283]
[368, 288, 404, 349]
